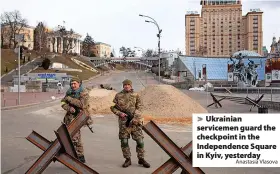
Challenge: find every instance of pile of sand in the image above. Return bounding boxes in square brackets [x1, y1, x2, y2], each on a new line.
[88, 89, 117, 114]
[87, 85, 208, 124]
[139, 85, 208, 118]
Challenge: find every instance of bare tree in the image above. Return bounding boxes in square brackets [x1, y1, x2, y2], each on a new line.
[143, 49, 153, 57]
[0, 10, 28, 48]
[119, 47, 135, 58]
[34, 22, 48, 52]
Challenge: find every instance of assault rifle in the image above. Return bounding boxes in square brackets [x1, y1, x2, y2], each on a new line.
[114, 105, 134, 127]
[62, 96, 94, 133]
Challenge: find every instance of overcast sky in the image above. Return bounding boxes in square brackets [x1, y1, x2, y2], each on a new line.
[1, 0, 280, 56]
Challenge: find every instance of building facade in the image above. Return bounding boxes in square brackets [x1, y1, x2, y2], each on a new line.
[178, 51, 266, 81]
[1, 24, 34, 50]
[46, 30, 82, 55]
[93, 42, 111, 58]
[185, 0, 263, 57]
[265, 36, 280, 84]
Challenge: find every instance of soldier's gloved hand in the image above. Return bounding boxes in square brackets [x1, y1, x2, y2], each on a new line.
[64, 96, 72, 102]
[69, 107, 76, 113]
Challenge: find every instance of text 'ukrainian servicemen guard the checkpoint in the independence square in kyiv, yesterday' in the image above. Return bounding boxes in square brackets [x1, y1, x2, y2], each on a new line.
[195, 114, 278, 165]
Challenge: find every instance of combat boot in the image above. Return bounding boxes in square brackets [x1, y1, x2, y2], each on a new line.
[78, 155, 86, 163]
[122, 158, 131, 168]
[138, 158, 150, 168]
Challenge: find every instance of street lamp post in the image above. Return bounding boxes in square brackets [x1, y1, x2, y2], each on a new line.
[139, 14, 162, 84]
[18, 45, 21, 105]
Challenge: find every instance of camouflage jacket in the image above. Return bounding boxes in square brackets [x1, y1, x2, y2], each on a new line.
[110, 89, 143, 121]
[61, 88, 90, 119]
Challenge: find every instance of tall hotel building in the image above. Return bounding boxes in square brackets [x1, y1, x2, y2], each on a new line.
[185, 0, 263, 57]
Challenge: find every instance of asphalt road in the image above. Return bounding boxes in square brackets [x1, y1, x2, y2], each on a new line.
[1, 70, 280, 174]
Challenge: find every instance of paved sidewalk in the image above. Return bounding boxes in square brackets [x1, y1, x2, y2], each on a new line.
[1, 92, 65, 108]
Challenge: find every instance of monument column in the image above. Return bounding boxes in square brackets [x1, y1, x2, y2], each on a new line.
[54, 37, 57, 53]
[49, 37, 53, 52]
[71, 39, 75, 53]
[77, 40, 80, 54]
[78, 40, 81, 55]
[60, 37, 64, 53]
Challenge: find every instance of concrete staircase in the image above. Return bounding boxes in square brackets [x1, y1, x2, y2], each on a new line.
[1, 54, 55, 84]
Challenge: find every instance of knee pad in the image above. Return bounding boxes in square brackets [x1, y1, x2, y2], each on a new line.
[136, 138, 144, 148]
[121, 139, 129, 148]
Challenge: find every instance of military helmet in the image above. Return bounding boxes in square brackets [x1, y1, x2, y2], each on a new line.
[122, 79, 132, 85]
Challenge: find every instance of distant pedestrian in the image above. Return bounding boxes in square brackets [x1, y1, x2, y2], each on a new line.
[57, 81, 63, 94]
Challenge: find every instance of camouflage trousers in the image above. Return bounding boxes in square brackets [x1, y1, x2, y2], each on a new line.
[64, 114, 84, 157]
[119, 118, 145, 159]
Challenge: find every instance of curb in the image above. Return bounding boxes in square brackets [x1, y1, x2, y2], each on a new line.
[1, 96, 64, 111]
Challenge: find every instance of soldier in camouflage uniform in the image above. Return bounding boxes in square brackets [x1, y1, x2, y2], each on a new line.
[61, 76, 93, 163]
[110, 79, 150, 168]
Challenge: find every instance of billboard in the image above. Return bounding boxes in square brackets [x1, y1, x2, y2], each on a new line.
[266, 57, 280, 83]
